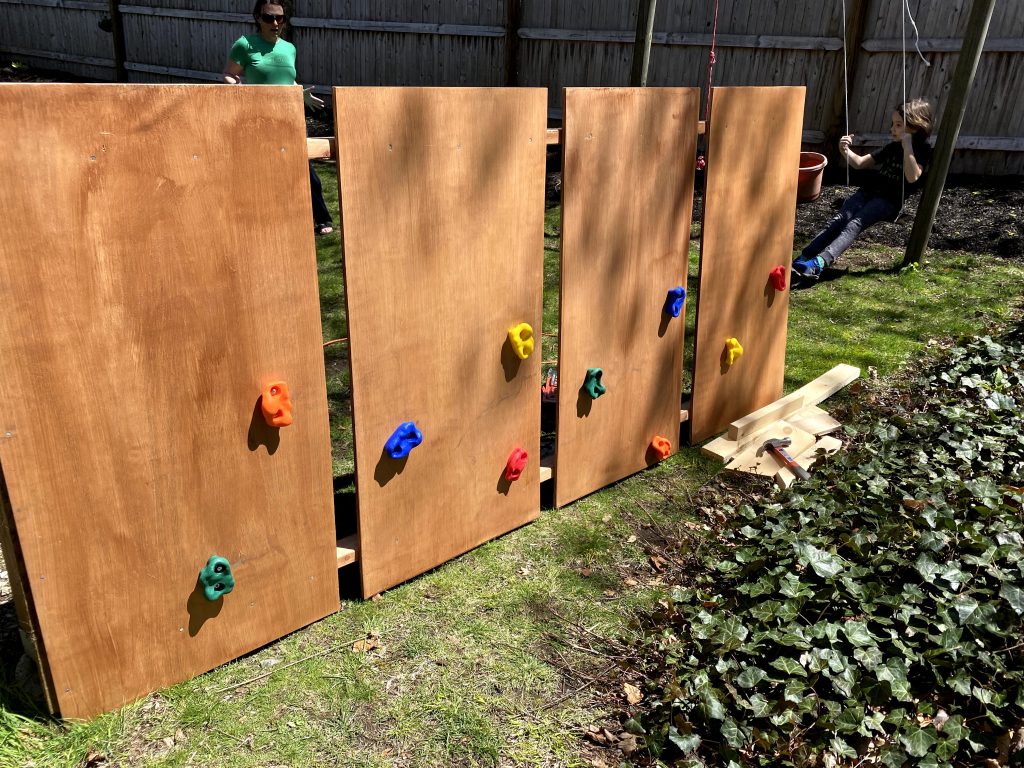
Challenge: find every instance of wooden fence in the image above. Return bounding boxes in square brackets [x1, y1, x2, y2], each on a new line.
[3, 0, 1023, 174]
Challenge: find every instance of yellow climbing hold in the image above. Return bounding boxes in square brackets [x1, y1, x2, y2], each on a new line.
[724, 337, 744, 366]
[508, 322, 535, 360]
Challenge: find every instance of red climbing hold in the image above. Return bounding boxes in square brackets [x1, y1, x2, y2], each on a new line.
[769, 265, 787, 292]
[504, 447, 529, 482]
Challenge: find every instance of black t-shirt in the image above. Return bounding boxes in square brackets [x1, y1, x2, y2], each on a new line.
[861, 137, 933, 204]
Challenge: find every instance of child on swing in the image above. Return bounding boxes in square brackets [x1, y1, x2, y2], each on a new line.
[792, 98, 934, 282]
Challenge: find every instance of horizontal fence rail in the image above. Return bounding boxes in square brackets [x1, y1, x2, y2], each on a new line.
[2, 0, 1022, 174]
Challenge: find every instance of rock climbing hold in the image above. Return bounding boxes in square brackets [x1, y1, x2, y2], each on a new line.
[199, 555, 235, 602]
[504, 447, 528, 482]
[385, 421, 423, 459]
[769, 265, 787, 292]
[724, 338, 744, 366]
[583, 368, 606, 399]
[650, 436, 672, 460]
[663, 286, 686, 318]
[261, 381, 293, 427]
[507, 322, 535, 360]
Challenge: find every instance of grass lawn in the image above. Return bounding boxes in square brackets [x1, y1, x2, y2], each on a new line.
[1, 168, 1022, 767]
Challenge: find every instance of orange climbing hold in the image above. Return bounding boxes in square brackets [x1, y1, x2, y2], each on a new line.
[650, 436, 672, 460]
[261, 381, 293, 427]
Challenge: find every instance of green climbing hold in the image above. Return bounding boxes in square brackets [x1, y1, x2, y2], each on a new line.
[583, 368, 606, 399]
[199, 555, 235, 601]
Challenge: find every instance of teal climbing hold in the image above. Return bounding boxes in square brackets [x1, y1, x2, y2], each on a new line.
[199, 555, 235, 601]
[583, 368, 606, 399]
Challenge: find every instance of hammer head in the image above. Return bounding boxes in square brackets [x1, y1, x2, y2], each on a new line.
[757, 437, 792, 456]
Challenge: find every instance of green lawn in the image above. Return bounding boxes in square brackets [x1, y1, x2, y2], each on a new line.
[2, 170, 1022, 767]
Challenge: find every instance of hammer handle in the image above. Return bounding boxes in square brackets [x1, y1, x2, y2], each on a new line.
[772, 446, 811, 481]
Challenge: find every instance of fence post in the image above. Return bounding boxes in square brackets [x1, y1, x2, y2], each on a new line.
[903, 0, 996, 268]
[826, 0, 869, 152]
[107, 0, 127, 82]
[504, 0, 522, 87]
[629, 0, 658, 86]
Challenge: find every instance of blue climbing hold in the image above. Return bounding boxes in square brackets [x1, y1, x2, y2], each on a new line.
[663, 286, 686, 318]
[385, 421, 423, 459]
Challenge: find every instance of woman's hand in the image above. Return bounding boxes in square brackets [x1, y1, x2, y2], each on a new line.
[302, 86, 324, 109]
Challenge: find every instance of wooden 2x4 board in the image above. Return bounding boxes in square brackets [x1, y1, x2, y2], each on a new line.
[0, 84, 339, 719]
[334, 88, 547, 597]
[689, 86, 806, 443]
[555, 88, 699, 507]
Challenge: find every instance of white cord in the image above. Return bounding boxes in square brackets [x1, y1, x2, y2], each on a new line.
[904, 0, 932, 67]
[898, 0, 906, 220]
[842, 0, 850, 187]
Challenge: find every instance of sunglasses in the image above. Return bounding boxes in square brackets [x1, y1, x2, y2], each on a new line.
[260, 12, 286, 23]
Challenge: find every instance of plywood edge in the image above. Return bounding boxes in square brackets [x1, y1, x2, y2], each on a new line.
[0, 470, 59, 714]
[775, 434, 844, 489]
[797, 364, 861, 406]
[544, 121, 704, 146]
[336, 534, 359, 568]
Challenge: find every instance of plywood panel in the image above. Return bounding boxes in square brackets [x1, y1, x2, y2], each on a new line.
[0, 84, 339, 719]
[335, 87, 546, 598]
[689, 86, 805, 443]
[555, 87, 698, 507]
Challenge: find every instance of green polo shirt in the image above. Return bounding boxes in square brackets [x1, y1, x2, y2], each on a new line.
[229, 34, 297, 85]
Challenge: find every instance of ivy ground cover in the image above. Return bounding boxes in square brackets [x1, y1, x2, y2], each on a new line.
[632, 326, 1024, 767]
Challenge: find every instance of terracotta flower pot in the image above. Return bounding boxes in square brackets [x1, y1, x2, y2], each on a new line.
[797, 151, 828, 203]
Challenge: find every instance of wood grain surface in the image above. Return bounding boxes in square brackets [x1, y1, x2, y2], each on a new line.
[0, 84, 339, 719]
[689, 86, 805, 443]
[555, 88, 698, 507]
[334, 88, 547, 597]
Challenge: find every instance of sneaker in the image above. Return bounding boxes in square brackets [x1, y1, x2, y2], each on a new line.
[791, 256, 825, 281]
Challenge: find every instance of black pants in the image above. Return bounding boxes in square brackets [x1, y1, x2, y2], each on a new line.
[309, 162, 332, 227]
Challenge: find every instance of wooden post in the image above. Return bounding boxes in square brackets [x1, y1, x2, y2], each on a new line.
[826, 0, 869, 151]
[629, 0, 658, 86]
[903, 0, 996, 268]
[504, 0, 522, 87]
[108, 0, 127, 82]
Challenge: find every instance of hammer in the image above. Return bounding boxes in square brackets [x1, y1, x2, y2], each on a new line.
[759, 437, 811, 481]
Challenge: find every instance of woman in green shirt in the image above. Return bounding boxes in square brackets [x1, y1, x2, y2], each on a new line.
[223, 0, 334, 236]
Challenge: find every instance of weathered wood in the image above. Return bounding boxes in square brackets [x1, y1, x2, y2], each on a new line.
[518, 28, 843, 50]
[630, 0, 658, 86]
[106, 0, 127, 81]
[905, 0, 998, 267]
[505, 0, 522, 85]
[861, 37, 1022, 53]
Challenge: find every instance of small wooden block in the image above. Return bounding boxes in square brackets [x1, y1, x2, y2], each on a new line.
[789, 405, 842, 437]
[680, 408, 689, 423]
[336, 534, 359, 568]
[546, 128, 562, 145]
[306, 137, 335, 160]
[727, 392, 806, 441]
[774, 435, 844, 489]
[539, 454, 554, 483]
[725, 421, 816, 478]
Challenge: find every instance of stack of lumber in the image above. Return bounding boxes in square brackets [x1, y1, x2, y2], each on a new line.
[701, 364, 860, 488]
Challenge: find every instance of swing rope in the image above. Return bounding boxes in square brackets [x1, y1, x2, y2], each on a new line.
[841, 0, 850, 186]
[695, 0, 720, 171]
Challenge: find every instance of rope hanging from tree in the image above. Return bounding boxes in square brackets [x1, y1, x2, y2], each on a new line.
[695, 0, 720, 171]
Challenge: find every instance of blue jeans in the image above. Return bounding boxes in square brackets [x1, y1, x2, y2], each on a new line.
[309, 162, 333, 227]
[800, 190, 898, 267]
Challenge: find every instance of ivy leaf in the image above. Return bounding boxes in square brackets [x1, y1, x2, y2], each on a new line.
[916, 554, 942, 583]
[952, 594, 980, 624]
[735, 667, 767, 688]
[900, 724, 939, 757]
[700, 690, 726, 721]
[720, 717, 746, 748]
[796, 542, 846, 578]
[842, 620, 876, 647]
[769, 657, 807, 678]
[668, 726, 701, 754]
[1000, 582, 1024, 614]
[830, 736, 858, 758]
